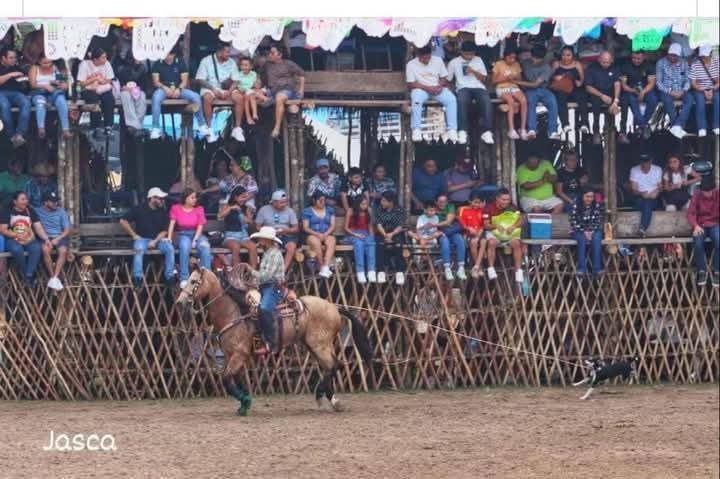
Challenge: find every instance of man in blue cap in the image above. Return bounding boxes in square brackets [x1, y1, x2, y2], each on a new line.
[306, 158, 341, 212]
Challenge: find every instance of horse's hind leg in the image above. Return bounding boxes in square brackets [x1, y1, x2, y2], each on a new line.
[223, 352, 252, 416]
[308, 342, 342, 411]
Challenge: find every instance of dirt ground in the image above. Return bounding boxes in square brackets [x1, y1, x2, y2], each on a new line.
[0, 385, 717, 479]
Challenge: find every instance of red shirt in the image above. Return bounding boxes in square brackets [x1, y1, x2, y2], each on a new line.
[486, 202, 519, 218]
[347, 211, 370, 231]
[687, 189, 719, 228]
[458, 206, 484, 231]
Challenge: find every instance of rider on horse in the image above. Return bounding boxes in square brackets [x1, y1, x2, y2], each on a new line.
[249, 226, 286, 354]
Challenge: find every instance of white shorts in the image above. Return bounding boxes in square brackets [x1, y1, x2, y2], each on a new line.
[519, 195, 564, 212]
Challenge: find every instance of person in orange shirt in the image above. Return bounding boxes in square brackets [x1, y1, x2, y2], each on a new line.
[458, 191, 487, 278]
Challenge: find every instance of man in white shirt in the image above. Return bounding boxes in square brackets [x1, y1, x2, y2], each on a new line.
[447, 41, 494, 145]
[629, 153, 663, 236]
[195, 42, 246, 143]
[406, 45, 458, 143]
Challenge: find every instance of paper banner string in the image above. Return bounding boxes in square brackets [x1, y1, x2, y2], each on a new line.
[132, 18, 188, 61]
[43, 18, 110, 60]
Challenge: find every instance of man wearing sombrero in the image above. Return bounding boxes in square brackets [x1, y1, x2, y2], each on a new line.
[250, 226, 285, 354]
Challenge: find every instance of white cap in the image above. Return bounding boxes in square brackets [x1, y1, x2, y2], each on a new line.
[668, 43, 682, 56]
[147, 187, 168, 199]
[271, 189, 287, 202]
[699, 44, 713, 57]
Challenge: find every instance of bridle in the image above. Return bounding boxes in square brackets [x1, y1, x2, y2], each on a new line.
[179, 268, 230, 315]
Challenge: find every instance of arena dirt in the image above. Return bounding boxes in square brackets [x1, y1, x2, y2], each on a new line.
[1, 385, 717, 479]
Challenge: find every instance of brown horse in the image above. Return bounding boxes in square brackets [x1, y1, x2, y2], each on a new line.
[175, 266, 372, 415]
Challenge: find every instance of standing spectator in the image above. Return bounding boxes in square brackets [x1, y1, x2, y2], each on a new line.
[516, 152, 564, 213]
[406, 45, 458, 143]
[194, 42, 245, 143]
[345, 196, 376, 284]
[29, 54, 71, 140]
[306, 158, 341, 211]
[218, 186, 258, 269]
[374, 191, 407, 285]
[167, 189, 212, 288]
[113, 53, 147, 134]
[555, 150, 589, 212]
[446, 41, 494, 145]
[0, 158, 29, 199]
[367, 164, 396, 209]
[77, 48, 116, 132]
[689, 45, 719, 137]
[485, 188, 524, 283]
[585, 51, 621, 145]
[551, 46, 589, 135]
[0, 47, 30, 147]
[619, 51, 658, 142]
[24, 162, 58, 208]
[517, 45, 561, 140]
[656, 43, 694, 139]
[36, 191, 71, 291]
[260, 43, 305, 139]
[662, 153, 700, 211]
[302, 191, 337, 278]
[412, 158, 447, 212]
[255, 189, 299, 271]
[687, 175, 719, 287]
[629, 154, 663, 236]
[119, 187, 176, 288]
[409, 201, 456, 281]
[436, 193, 467, 280]
[492, 46, 527, 140]
[0, 191, 45, 287]
[458, 191, 486, 279]
[150, 47, 210, 141]
[445, 156, 483, 206]
[569, 187, 605, 277]
[340, 167, 369, 213]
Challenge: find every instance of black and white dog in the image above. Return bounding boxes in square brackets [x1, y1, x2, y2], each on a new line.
[572, 356, 639, 400]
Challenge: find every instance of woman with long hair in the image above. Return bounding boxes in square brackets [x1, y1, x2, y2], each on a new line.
[0, 191, 47, 286]
[551, 46, 589, 134]
[218, 186, 258, 268]
[77, 47, 116, 130]
[569, 187, 604, 277]
[662, 153, 701, 211]
[166, 188, 212, 287]
[29, 54, 71, 139]
[302, 191, 337, 278]
[344, 196, 376, 284]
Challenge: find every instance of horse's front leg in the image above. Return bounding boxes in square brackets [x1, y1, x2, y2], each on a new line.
[223, 352, 252, 416]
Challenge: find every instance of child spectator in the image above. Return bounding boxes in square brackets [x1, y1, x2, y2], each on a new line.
[409, 201, 455, 281]
[569, 187, 605, 277]
[662, 153, 701, 211]
[492, 46, 527, 140]
[435, 193, 467, 280]
[345, 196, 376, 284]
[458, 191, 487, 279]
[166, 189, 212, 288]
[218, 186, 258, 269]
[340, 167, 369, 213]
[302, 191, 336, 278]
[374, 191, 407, 285]
[238, 56, 268, 126]
[36, 191, 72, 291]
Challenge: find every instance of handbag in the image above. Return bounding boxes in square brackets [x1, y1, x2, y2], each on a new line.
[550, 74, 574, 95]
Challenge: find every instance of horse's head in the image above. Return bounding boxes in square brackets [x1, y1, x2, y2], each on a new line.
[176, 267, 216, 308]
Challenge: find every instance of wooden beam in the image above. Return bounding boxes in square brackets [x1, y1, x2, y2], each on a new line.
[180, 111, 194, 187]
[402, 113, 413, 217]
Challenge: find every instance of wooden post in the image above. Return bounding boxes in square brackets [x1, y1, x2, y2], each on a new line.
[715, 133, 719, 188]
[136, 138, 145, 194]
[494, 108, 504, 187]
[297, 114, 306, 210]
[346, 107, 353, 169]
[182, 23, 191, 68]
[603, 113, 618, 222]
[282, 120, 291, 191]
[57, 130, 67, 212]
[287, 116, 299, 207]
[400, 112, 413, 217]
[180, 111, 194, 187]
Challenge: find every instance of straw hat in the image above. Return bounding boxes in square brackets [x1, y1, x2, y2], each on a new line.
[31, 162, 56, 177]
[250, 226, 283, 245]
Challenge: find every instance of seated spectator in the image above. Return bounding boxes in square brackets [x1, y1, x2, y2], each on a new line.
[237, 56, 268, 126]
[619, 51, 658, 142]
[585, 51, 621, 145]
[410, 200, 457, 280]
[0, 47, 30, 147]
[492, 46, 527, 140]
[201, 155, 230, 212]
[344, 196, 376, 284]
[24, 162, 59, 208]
[218, 186, 258, 269]
[260, 43, 305, 138]
[215, 156, 258, 212]
[517, 45, 560, 140]
[29, 54, 71, 140]
[340, 167, 369, 213]
[120, 187, 175, 288]
[412, 158, 446, 212]
[150, 47, 210, 141]
[436, 193, 467, 280]
[167, 189, 212, 288]
[689, 45, 719, 137]
[687, 175, 719, 287]
[458, 191, 487, 279]
[0, 191, 44, 287]
[195, 42, 245, 143]
[367, 163, 396, 209]
[445, 156, 483, 207]
[569, 187, 605, 277]
[485, 188, 524, 283]
[555, 149, 589, 213]
[306, 158, 341, 212]
[662, 153, 701, 211]
[0, 158, 29, 199]
[77, 48, 116, 132]
[113, 52, 147, 135]
[255, 189, 299, 271]
[629, 153, 663, 236]
[516, 152, 563, 213]
[657, 43, 694, 139]
[446, 41, 494, 145]
[551, 46, 589, 134]
[36, 191, 71, 291]
[406, 44, 458, 143]
[302, 191, 336, 278]
[374, 191, 407, 285]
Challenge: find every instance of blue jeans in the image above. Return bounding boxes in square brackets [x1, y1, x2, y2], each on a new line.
[635, 197, 658, 231]
[692, 90, 720, 131]
[525, 87, 558, 135]
[32, 90, 70, 130]
[573, 230, 603, 274]
[440, 232, 466, 265]
[133, 238, 175, 280]
[350, 231, 376, 272]
[659, 91, 694, 127]
[0, 90, 31, 137]
[410, 87, 458, 131]
[621, 90, 659, 128]
[177, 231, 211, 281]
[693, 225, 720, 273]
[259, 283, 283, 344]
[5, 238, 42, 280]
[151, 88, 206, 129]
[456, 87, 493, 132]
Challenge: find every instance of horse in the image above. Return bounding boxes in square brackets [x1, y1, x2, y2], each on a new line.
[175, 265, 372, 416]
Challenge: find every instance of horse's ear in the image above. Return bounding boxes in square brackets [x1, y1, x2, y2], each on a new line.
[189, 257, 200, 271]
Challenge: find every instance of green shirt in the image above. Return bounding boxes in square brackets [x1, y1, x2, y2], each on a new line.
[517, 160, 556, 201]
[238, 71, 257, 91]
[0, 172, 29, 195]
[437, 203, 455, 222]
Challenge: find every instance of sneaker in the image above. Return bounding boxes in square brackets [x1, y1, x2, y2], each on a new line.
[548, 132, 561, 140]
[395, 272, 405, 285]
[357, 271, 367, 284]
[11, 134, 26, 148]
[446, 129, 458, 143]
[47, 276, 64, 291]
[231, 126, 245, 142]
[180, 280, 188, 289]
[444, 266, 454, 281]
[519, 129, 529, 141]
[471, 265, 481, 279]
[457, 130, 468, 144]
[507, 129, 520, 140]
[198, 124, 211, 137]
[149, 128, 162, 140]
[697, 271, 707, 286]
[579, 125, 590, 135]
[618, 133, 630, 144]
[319, 265, 333, 278]
[698, 129, 707, 138]
[456, 267, 467, 281]
[714, 128, 720, 136]
[480, 131, 494, 144]
[377, 272, 387, 284]
[592, 132, 601, 145]
[487, 267, 498, 280]
[515, 269, 524, 283]
[562, 125, 572, 134]
[669, 125, 687, 139]
[206, 132, 218, 143]
[411, 129, 422, 142]
[367, 271, 377, 283]
[526, 130, 537, 140]
[639, 228, 647, 239]
[712, 272, 719, 288]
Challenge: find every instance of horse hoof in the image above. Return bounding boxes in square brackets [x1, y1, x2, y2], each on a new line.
[316, 397, 325, 409]
[237, 394, 252, 415]
[237, 406, 248, 416]
[330, 395, 343, 412]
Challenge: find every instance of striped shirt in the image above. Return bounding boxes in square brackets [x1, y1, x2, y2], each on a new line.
[655, 57, 690, 93]
[253, 246, 285, 286]
[689, 56, 719, 90]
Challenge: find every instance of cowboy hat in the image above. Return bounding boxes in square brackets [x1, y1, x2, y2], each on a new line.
[31, 162, 56, 177]
[250, 226, 283, 245]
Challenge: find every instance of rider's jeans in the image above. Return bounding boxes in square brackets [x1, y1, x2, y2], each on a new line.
[259, 283, 283, 345]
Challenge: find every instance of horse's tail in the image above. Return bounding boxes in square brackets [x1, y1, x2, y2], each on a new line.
[339, 307, 372, 365]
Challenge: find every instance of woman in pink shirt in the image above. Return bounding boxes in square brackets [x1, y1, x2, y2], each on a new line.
[166, 189, 212, 286]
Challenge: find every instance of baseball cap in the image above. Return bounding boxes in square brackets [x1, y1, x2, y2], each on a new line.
[147, 187, 168, 199]
[456, 156, 474, 169]
[668, 43, 682, 56]
[271, 189, 288, 201]
[699, 45, 713, 57]
[639, 153, 653, 163]
[316, 158, 330, 168]
[43, 191, 60, 202]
